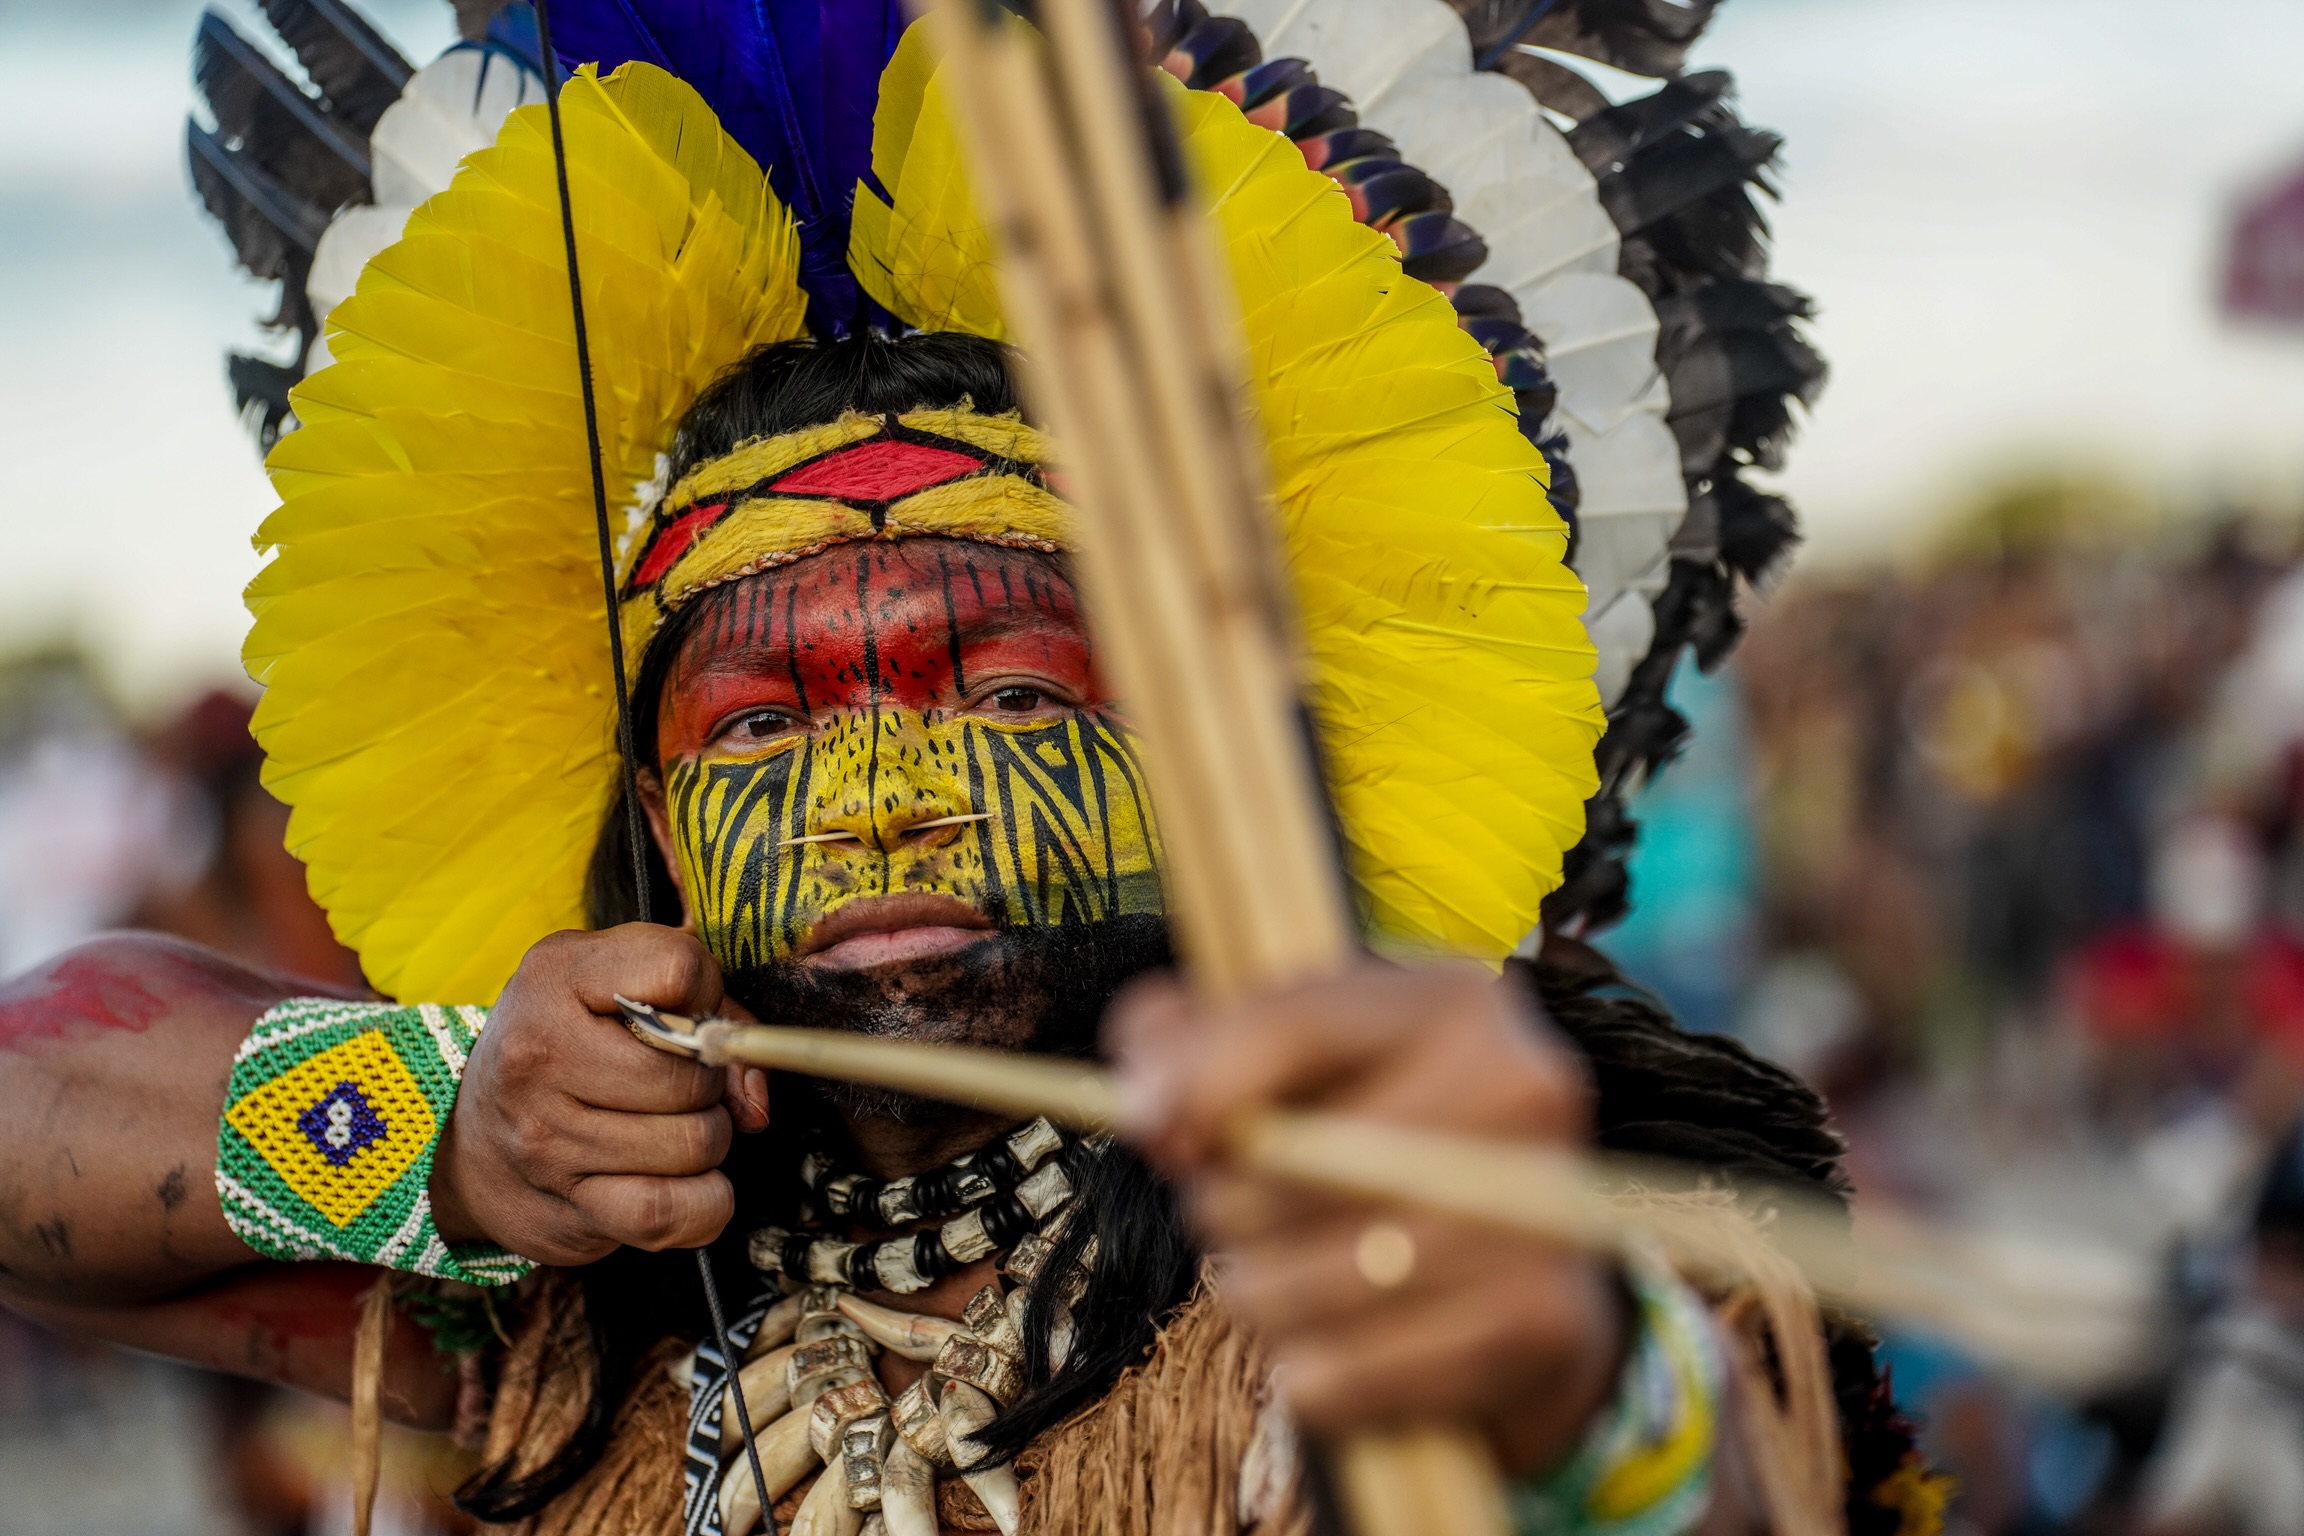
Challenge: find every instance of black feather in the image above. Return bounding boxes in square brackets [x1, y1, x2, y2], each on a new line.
[1663, 330, 1824, 470]
[1595, 119, 1780, 244]
[1542, 790, 1638, 931]
[1294, 126, 1399, 171]
[1450, 283, 1522, 324]
[1453, 0, 1721, 79]
[255, 0, 412, 132]
[193, 11, 371, 212]
[1708, 472, 1800, 587]
[1651, 281, 1823, 472]
[1332, 157, 1454, 223]
[226, 353, 304, 449]
[185, 121, 329, 286]
[1568, 70, 1734, 173]
[1487, 51, 1612, 122]
[1391, 211, 1489, 284]
[1162, 12, 1261, 90]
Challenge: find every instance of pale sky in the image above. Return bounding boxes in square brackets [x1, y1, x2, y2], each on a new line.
[1, 0, 2301, 707]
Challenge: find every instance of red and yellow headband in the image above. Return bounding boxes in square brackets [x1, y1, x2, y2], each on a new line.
[619, 405, 1072, 660]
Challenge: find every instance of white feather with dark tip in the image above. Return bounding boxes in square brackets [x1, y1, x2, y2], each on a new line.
[306, 44, 546, 368]
[1210, 0, 1683, 707]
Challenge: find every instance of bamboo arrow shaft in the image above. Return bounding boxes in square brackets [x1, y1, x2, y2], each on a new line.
[623, 1008, 2155, 1393]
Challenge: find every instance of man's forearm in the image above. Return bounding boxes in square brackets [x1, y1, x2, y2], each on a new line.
[0, 934, 303, 1304]
[6, 1260, 459, 1430]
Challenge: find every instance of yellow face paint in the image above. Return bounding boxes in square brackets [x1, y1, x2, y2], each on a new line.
[667, 706, 1165, 969]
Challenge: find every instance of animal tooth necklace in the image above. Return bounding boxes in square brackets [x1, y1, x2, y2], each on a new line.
[683, 1122, 1099, 1536]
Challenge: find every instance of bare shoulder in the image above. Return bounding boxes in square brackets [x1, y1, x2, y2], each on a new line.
[0, 930, 365, 1053]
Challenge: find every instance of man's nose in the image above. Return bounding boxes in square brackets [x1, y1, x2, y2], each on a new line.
[790, 718, 988, 853]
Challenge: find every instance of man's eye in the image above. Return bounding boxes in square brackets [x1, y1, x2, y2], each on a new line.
[989, 687, 1046, 713]
[729, 709, 797, 739]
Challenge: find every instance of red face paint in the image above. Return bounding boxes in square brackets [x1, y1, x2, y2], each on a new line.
[651, 538, 1164, 966]
[655, 537, 1108, 765]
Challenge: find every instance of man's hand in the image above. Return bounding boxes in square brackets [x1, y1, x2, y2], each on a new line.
[1109, 962, 1627, 1480]
[429, 925, 769, 1265]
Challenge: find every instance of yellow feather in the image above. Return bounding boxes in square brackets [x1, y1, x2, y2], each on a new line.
[245, 63, 806, 1003]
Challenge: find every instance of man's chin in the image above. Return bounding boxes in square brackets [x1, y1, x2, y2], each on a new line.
[725, 914, 1173, 1065]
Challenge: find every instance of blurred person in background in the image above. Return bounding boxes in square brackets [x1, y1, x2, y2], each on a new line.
[130, 687, 363, 991]
[2137, 1123, 2304, 1536]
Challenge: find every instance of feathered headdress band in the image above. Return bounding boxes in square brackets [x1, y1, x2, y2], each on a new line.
[620, 405, 1071, 663]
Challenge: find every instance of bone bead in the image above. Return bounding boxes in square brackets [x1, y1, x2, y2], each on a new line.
[797, 1285, 865, 1342]
[1013, 1161, 1072, 1219]
[721, 1343, 801, 1453]
[717, 1408, 820, 1535]
[964, 1286, 1023, 1358]
[841, 1414, 894, 1510]
[1008, 1117, 1065, 1170]
[790, 1456, 864, 1536]
[789, 1335, 876, 1408]
[891, 1377, 953, 1471]
[808, 1379, 890, 1460]
[876, 1436, 939, 1536]
[836, 1293, 962, 1361]
[937, 1379, 1001, 1470]
[962, 1463, 1023, 1536]
[934, 1335, 1023, 1407]
[939, 1208, 996, 1264]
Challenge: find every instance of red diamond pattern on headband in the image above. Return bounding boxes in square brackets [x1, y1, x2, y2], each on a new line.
[770, 439, 984, 503]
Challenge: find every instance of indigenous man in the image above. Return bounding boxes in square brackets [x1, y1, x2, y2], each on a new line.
[4, 11, 1929, 1533]
[0, 334, 1894, 1536]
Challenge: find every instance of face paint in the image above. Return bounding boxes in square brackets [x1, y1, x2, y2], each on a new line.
[655, 539, 1165, 971]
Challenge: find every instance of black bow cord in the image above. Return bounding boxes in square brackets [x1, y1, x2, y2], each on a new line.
[525, 3, 776, 1528]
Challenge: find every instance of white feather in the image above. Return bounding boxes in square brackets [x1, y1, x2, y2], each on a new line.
[302, 45, 544, 363]
[1583, 587, 1659, 709]
[372, 46, 544, 205]
[1207, 0, 1686, 706]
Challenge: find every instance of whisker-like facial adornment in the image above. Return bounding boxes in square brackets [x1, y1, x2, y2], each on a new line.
[654, 538, 1166, 975]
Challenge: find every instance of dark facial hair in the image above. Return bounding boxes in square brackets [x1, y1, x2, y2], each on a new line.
[722, 915, 1173, 1121]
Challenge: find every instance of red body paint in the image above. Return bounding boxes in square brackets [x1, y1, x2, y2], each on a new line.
[656, 537, 1110, 763]
[0, 951, 168, 1048]
[0, 935, 293, 1051]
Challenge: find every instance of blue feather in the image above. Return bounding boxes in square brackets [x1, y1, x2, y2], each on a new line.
[543, 0, 907, 333]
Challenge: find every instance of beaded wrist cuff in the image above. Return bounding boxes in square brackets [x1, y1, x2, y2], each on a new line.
[215, 997, 531, 1286]
[1510, 1256, 1725, 1536]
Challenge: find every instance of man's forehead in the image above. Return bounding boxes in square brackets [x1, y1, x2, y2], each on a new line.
[671, 536, 1085, 666]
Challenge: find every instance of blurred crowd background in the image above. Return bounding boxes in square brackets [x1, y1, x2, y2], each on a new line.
[5, 0, 2304, 1533]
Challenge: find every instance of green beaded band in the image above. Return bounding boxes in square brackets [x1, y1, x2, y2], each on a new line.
[215, 997, 531, 1287]
[1510, 1256, 1724, 1536]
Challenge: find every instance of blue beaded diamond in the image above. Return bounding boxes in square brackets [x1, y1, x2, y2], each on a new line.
[296, 1081, 388, 1167]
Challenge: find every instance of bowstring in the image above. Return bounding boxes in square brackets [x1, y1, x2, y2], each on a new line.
[524, 5, 777, 1529]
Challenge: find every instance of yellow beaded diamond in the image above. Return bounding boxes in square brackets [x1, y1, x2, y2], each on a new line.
[224, 1030, 437, 1228]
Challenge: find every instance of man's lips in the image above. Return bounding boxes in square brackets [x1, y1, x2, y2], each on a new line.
[799, 893, 995, 970]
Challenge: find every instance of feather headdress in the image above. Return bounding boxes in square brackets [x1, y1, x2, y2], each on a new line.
[241, 19, 1600, 1003]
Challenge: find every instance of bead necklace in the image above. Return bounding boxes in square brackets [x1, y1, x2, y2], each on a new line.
[683, 1126, 1100, 1536]
[751, 1119, 1080, 1297]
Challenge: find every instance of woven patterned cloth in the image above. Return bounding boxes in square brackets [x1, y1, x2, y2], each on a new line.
[216, 997, 530, 1285]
